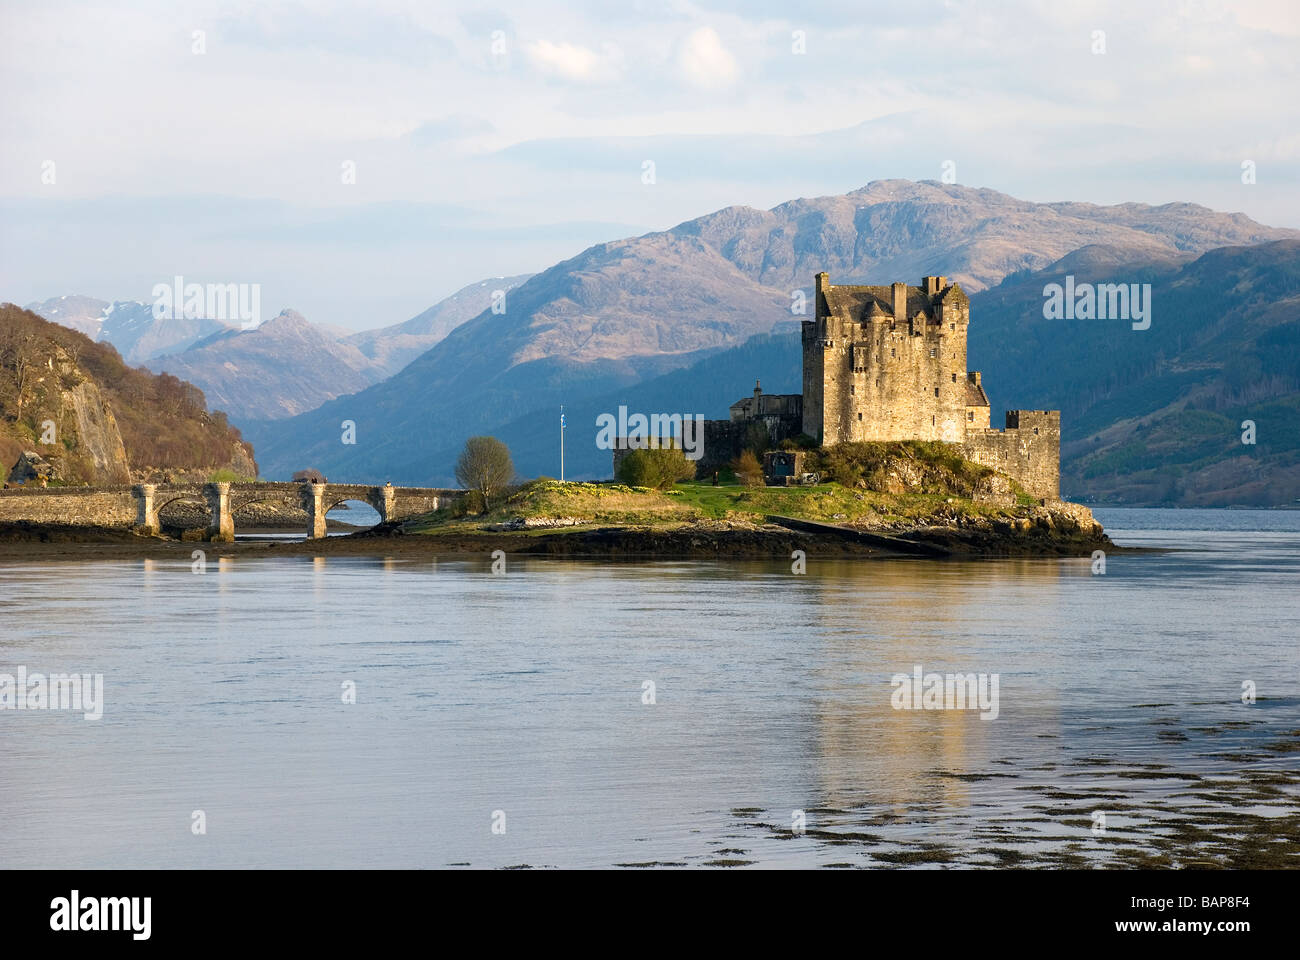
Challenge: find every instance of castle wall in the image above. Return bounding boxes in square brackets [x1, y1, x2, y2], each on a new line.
[801, 325, 825, 440]
[960, 411, 1061, 500]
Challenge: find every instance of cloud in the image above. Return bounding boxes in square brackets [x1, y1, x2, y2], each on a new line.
[525, 39, 622, 82]
[408, 115, 497, 146]
[676, 27, 739, 89]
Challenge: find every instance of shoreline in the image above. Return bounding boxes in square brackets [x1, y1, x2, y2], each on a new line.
[0, 518, 1133, 562]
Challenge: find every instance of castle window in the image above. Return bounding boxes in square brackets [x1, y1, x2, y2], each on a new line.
[950, 323, 955, 330]
[1034, 427, 1039, 435]
[857, 413, 862, 421]
[929, 348, 936, 358]
[967, 411, 974, 421]
[849, 385, 854, 395]
[890, 348, 896, 358]
[934, 387, 940, 397]
[952, 373, 957, 382]
[932, 416, 935, 426]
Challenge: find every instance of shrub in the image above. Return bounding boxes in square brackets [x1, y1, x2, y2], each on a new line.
[615, 447, 696, 490]
[450, 490, 486, 517]
[731, 449, 764, 487]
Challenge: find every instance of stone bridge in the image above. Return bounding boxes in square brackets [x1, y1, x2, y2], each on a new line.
[0, 481, 462, 541]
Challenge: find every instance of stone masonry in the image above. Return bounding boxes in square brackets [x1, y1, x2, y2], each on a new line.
[0, 481, 460, 540]
[801, 272, 1059, 499]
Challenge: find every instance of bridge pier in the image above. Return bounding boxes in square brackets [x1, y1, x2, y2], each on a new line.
[374, 483, 395, 523]
[132, 484, 159, 536]
[205, 482, 234, 542]
[305, 483, 328, 539]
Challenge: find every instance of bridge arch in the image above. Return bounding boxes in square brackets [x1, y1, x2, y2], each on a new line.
[155, 494, 210, 534]
[323, 497, 383, 533]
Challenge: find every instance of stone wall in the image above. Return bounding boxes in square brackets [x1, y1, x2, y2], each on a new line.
[0, 486, 136, 528]
[698, 415, 801, 475]
[961, 411, 1061, 500]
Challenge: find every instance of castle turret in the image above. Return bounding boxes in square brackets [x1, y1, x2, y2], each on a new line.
[891, 282, 908, 323]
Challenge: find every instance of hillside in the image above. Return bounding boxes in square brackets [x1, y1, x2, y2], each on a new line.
[0, 304, 256, 485]
[969, 239, 1300, 505]
[246, 180, 1296, 483]
[152, 309, 386, 421]
[346, 274, 534, 376]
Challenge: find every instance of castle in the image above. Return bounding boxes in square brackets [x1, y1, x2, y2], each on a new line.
[699, 272, 1061, 499]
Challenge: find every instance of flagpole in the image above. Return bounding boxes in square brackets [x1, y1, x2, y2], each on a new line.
[560, 405, 565, 482]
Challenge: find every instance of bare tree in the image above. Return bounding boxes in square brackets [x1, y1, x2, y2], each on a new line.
[0, 332, 37, 420]
[454, 436, 514, 510]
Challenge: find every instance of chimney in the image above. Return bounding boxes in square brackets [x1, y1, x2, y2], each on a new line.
[754, 379, 762, 400]
[891, 281, 908, 322]
[968, 371, 981, 386]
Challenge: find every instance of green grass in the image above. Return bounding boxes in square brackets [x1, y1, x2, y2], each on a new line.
[207, 468, 257, 483]
[403, 472, 1033, 538]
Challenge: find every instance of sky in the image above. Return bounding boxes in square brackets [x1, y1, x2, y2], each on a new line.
[1, 0, 1297, 331]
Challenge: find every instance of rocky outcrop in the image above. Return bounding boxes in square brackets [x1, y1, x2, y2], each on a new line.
[7, 450, 54, 485]
[63, 378, 131, 483]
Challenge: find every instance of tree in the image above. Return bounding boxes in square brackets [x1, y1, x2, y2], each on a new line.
[0, 331, 37, 421]
[454, 436, 514, 509]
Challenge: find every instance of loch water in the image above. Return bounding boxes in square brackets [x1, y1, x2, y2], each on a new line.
[1, 508, 1297, 868]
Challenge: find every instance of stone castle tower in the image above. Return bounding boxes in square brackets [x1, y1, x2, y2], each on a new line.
[801, 272, 1061, 499]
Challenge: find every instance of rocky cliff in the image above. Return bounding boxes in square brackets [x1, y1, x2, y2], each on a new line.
[1, 304, 256, 485]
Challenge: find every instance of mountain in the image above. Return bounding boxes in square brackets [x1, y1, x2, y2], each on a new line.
[241, 180, 1299, 484]
[347, 274, 534, 376]
[22, 295, 110, 339]
[967, 239, 1300, 505]
[0, 303, 256, 484]
[151, 309, 386, 422]
[25, 296, 234, 364]
[680, 179, 1295, 293]
[428, 332, 803, 483]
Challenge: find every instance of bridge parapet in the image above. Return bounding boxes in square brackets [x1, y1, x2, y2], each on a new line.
[0, 480, 465, 540]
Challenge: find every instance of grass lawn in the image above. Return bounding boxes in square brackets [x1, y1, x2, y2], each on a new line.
[404, 475, 1024, 536]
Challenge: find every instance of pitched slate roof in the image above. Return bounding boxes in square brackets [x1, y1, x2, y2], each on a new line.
[819, 281, 966, 323]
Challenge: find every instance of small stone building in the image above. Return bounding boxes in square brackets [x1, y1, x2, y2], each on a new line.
[762, 449, 809, 486]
